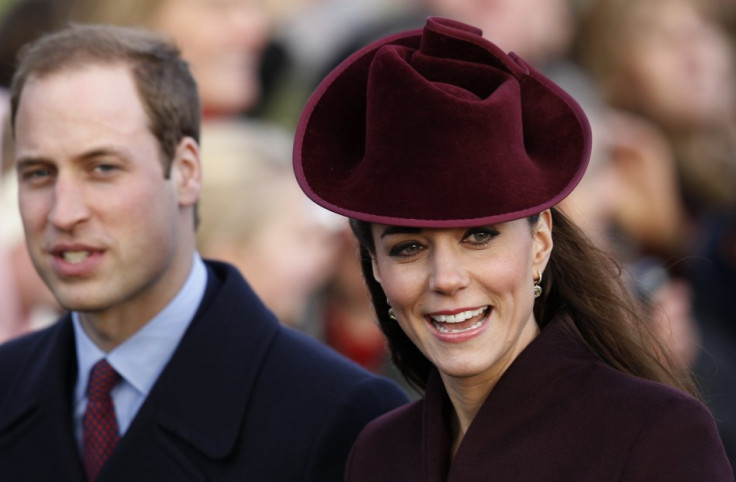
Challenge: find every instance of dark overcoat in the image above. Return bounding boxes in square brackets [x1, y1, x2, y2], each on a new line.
[0, 260, 408, 481]
[346, 316, 734, 481]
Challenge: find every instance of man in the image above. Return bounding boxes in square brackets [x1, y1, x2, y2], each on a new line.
[0, 24, 407, 481]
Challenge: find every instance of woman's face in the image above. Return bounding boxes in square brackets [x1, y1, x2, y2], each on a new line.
[370, 213, 552, 386]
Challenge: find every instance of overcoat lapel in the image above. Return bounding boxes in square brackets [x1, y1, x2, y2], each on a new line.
[98, 261, 281, 480]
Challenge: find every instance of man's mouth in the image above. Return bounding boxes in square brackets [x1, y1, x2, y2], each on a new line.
[60, 250, 91, 264]
[429, 306, 490, 334]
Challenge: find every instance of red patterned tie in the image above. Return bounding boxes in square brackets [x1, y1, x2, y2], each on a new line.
[82, 359, 121, 481]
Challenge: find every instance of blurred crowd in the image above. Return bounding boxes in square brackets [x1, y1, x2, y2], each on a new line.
[0, 0, 735, 464]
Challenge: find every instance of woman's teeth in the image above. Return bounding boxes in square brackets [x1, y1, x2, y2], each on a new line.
[430, 306, 489, 334]
[433, 320, 485, 333]
[430, 306, 486, 323]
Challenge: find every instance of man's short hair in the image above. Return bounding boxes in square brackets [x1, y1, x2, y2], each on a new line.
[10, 23, 201, 176]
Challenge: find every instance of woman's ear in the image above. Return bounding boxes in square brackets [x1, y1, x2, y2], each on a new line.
[532, 209, 554, 273]
[171, 136, 202, 207]
[371, 257, 382, 284]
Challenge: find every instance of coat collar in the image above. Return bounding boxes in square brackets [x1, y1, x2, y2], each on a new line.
[420, 315, 594, 480]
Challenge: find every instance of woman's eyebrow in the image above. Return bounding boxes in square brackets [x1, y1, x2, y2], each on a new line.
[380, 226, 423, 238]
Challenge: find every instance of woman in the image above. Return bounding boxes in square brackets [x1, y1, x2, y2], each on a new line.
[293, 17, 733, 480]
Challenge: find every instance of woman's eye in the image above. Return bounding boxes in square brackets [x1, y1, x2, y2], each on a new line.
[389, 241, 424, 257]
[464, 229, 499, 245]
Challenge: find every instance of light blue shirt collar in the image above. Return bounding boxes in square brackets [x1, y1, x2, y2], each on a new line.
[72, 253, 207, 438]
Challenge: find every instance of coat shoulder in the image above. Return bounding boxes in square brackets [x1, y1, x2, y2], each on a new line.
[345, 400, 424, 482]
[265, 324, 408, 402]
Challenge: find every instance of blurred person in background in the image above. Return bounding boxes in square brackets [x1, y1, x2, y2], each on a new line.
[561, 105, 691, 259]
[576, 0, 736, 470]
[70, 0, 271, 118]
[257, 0, 404, 126]
[0, 0, 272, 118]
[0, 171, 61, 342]
[627, 259, 701, 372]
[577, 0, 736, 216]
[558, 72, 704, 403]
[195, 119, 343, 328]
[0, 159, 21, 341]
[422, 0, 574, 68]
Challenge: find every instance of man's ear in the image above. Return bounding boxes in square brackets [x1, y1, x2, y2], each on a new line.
[170, 136, 202, 207]
[532, 209, 554, 274]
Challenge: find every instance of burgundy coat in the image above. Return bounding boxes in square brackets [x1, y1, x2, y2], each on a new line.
[346, 317, 734, 481]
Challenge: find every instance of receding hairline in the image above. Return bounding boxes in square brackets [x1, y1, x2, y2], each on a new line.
[10, 24, 182, 122]
[12, 58, 149, 135]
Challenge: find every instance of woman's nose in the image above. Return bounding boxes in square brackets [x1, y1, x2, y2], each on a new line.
[428, 250, 470, 295]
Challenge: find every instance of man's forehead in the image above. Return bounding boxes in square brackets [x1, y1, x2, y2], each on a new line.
[14, 64, 153, 156]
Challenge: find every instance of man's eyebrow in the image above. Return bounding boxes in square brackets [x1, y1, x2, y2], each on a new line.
[15, 146, 131, 172]
[16, 156, 51, 171]
[77, 146, 128, 160]
[380, 226, 423, 238]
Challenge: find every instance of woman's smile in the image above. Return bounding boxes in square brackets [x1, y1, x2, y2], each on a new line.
[427, 306, 491, 336]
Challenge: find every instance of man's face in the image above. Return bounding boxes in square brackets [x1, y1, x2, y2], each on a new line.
[15, 63, 197, 321]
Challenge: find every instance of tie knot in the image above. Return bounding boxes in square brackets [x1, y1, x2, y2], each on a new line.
[87, 359, 120, 401]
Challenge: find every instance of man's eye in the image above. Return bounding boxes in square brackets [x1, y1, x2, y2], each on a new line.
[94, 164, 118, 173]
[21, 168, 52, 182]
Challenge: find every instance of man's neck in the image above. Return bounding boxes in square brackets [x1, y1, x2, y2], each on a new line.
[77, 249, 197, 352]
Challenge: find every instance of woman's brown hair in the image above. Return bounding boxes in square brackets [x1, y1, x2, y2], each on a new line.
[350, 207, 698, 396]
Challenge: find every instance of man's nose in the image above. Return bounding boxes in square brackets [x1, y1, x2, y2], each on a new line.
[49, 175, 90, 231]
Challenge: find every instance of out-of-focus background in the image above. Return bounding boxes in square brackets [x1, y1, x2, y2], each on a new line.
[1, 0, 735, 467]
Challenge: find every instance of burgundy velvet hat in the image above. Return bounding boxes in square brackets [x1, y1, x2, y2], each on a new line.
[293, 17, 591, 227]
